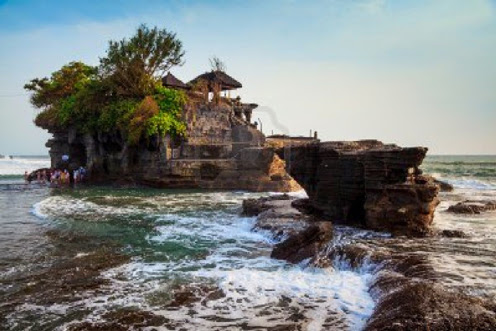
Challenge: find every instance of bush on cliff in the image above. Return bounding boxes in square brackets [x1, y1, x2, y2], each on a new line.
[25, 61, 99, 130]
[25, 25, 187, 145]
[147, 85, 187, 139]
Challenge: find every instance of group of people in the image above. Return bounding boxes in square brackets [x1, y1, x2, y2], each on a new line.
[24, 166, 87, 186]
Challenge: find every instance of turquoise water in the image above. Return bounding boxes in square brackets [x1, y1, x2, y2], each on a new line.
[423, 155, 496, 187]
[1, 185, 373, 330]
[0, 155, 495, 330]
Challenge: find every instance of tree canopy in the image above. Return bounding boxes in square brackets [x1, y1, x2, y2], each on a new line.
[24, 25, 188, 145]
[100, 24, 184, 97]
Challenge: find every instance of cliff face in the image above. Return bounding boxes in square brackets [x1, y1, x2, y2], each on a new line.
[285, 140, 439, 236]
[45, 103, 301, 192]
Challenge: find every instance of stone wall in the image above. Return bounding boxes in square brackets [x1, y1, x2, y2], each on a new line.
[180, 103, 233, 159]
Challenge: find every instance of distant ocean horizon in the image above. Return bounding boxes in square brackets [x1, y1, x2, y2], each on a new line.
[1, 153, 495, 177]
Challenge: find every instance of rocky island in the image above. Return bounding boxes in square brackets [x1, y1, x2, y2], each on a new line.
[26, 29, 439, 236]
[22, 25, 496, 330]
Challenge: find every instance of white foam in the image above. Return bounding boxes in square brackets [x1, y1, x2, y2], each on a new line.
[447, 178, 496, 190]
[28, 190, 376, 330]
[0, 157, 50, 175]
[31, 201, 48, 219]
[30, 195, 155, 221]
[191, 266, 374, 330]
[269, 189, 309, 199]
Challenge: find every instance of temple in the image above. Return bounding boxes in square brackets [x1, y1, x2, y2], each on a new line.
[45, 68, 300, 192]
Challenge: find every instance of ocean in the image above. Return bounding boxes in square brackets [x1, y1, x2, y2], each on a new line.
[0, 155, 494, 330]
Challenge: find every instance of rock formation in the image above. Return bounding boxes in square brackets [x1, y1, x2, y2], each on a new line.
[447, 200, 496, 214]
[365, 257, 496, 330]
[43, 103, 301, 192]
[433, 178, 454, 192]
[283, 140, 440, 236]
[242, 195, 333, 264]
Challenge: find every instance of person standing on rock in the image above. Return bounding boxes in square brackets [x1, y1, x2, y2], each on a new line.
[42, 170, 48, 184]
[79, 166, 86, 182]
[73, 168, 79, 184]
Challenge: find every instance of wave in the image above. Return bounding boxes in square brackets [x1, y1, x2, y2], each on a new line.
[29, 190, 375, 330]
[425, 161, 496, 166]
[446, 179, 496, 190]
[0, 157, 50, 176]
[0, 174, 23, 180]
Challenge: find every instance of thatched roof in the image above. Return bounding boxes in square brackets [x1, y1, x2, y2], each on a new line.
[162, 72, 189, 90]
[188, 70, 242, 91]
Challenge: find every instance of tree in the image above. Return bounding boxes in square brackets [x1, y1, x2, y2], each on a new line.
[100, 24, 185, 97]
[25, 25, 188, 142]
[24, 61, 97, 109]
[209, 56, 226, 72]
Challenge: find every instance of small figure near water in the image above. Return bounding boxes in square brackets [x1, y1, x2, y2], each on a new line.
[60, 170, 68, 185]
[79, 166, 86, 182]
[73, 168, 79, 184]
[26, 166, 88, 187]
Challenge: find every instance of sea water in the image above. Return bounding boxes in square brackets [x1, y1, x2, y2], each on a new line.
[0, 155, 495, 330]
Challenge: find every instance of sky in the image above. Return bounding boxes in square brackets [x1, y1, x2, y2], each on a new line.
[0, 0, 495, 155]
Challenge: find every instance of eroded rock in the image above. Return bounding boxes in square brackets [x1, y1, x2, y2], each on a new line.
[366, 273, 496, 331]
[41, 104, 302, 193]
[68, 310, 174, 330]
[271, 222, 333, 264]
[243, 195, 333, 263]
[241, 194, 291, 217]
[434, 178, 454, 192]
[285, 140, 440, 236]
[447, 201, 496, 214]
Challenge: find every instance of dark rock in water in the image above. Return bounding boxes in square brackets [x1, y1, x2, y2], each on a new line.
[323, 238, 495, 331]
[27, 168, 52, 182]
[254, 197, 312, 240]
[285, 140, 440, 236]
[437, 229, 469, 238]
[271, 222, 332, 264]
[166, 284, 225, 308]
[364, 175, 440, 237]
[241, 194, 291, 217]
[325, 243, 389, 269]
[434, 178, 454, 192]
[447, 201, 496, 214]
[68, 309, 174, 330]
[290, 198, 320, 216]
[366, 274, 496, 331]
[242, 195, 333, 263]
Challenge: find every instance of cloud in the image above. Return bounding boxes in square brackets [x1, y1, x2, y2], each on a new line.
[0, 0, 495, 154]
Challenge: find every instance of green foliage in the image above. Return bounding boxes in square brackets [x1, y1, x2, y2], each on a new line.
[57, 95, 77, 125]
[29, 62, 98, 130]
[26, 25, 188, 146]
[146, 85, 187, 139]
[25, 62, 97, 109]
[98, 99, 140, 133]
[146, 112, 187, 138]
[100, 24, 184, 97]
[153, 84, 187, 116]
